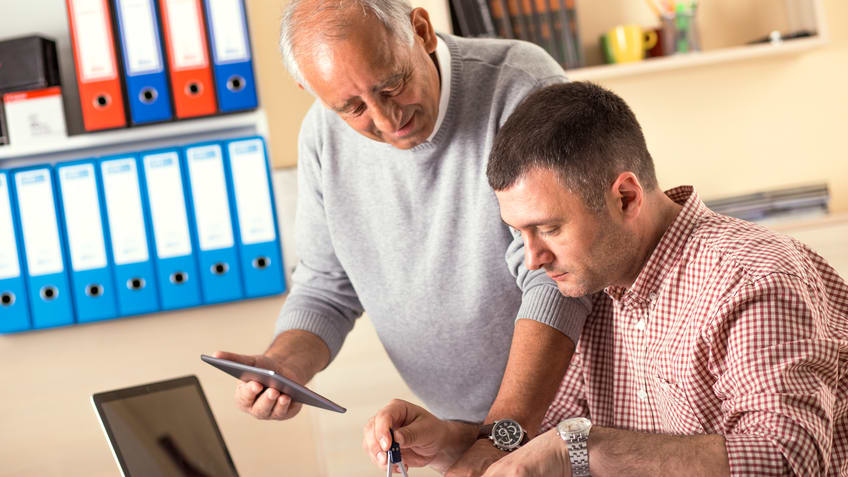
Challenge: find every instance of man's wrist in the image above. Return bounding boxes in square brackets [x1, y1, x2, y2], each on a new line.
[265, 330, 330, 384]
[428, 420, 480, 473]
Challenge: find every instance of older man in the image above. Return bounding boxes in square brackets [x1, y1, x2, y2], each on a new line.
[365, 82, 848, 476]
[215, 0, 589, 473]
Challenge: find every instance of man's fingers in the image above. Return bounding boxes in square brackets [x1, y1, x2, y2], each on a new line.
[233, 380, 263, 412]
[268, 393, 292, 420]
[249, 387, 280, 419]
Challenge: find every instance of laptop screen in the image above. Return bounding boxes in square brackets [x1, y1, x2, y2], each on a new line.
[92, 375, 238, 477]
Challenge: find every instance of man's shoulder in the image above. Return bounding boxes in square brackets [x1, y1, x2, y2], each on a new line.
[445, 34, 566, 83]
[688, 212, 815, 282]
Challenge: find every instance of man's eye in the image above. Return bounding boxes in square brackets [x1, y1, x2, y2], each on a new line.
[539, 227, 560, 237]
[385, 81, 405, 96]
[349, 104, 366, 116]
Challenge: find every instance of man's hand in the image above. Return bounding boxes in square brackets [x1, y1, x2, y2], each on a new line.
[482, 428, 570, 477]
[363, 399, 478, 474]
[214, 330, 331, 422]
[444, 439, 507, 477]
[212, 350, 307, 420]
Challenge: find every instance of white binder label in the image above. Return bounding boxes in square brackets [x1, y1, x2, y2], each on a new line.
[101, 159, 149, 265]
[165, 0, 208, 69]
[208, 0, 249, 63]
[15, 170, 64, 276]
[59, 165, 108, 271]
[118, 0, 163, 75]
[143, 152, 193, 258]
[70, 0, 117, 81]
[229, 139, 276, 244]
[0, 175, 21, 280]
[187, 145, 234, 251]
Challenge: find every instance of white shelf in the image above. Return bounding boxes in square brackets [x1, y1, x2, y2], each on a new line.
[0, 109, 268, 164]
[566, 36, 828, 81]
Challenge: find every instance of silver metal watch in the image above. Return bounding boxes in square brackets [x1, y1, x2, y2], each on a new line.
[557, 417, 592, 477]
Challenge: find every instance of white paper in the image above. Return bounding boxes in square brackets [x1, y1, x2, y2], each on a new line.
[118, 0, 163, 75]
[0, 174, 21, 280]
[15, 169, 64, 276]
[59, 165, 108, 271]
[229, 139, 276, 244]
[143, 152, 193, 258]
[101, 159, 150, 265]
[186, 145, 234, 251]
[208, 0, 249, 63]
[165, 0, 208, 69]
[70, 0, 117, 81]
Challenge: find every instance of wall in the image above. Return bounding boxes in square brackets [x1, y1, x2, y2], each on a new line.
[596, 0, 848, 212]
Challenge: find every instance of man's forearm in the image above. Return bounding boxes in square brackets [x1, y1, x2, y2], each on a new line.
[589, 427, 729, 477]
[265, 329, 331, 384]
[485, 319, 575, 434]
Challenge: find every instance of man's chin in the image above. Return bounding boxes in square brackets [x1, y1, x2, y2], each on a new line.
[556, 281, 592, 298]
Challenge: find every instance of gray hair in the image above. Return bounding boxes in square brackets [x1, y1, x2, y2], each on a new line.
[280, 0, 415, 91]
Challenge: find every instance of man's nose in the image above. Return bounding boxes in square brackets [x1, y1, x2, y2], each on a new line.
[370, 100, 402, 133]
[525, 235, 551, 271]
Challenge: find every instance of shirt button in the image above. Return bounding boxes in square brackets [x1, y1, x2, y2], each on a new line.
[637, 389, 648, 401]
[649, 293, 658, 302]
[635, 319, 646, 331]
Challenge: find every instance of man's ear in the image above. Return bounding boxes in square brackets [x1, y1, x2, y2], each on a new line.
[410, 8, 437, 53]
[610, 172, 643, 220]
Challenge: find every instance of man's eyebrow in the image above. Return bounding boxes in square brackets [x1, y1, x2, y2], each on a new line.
[501, 218, 557, 229]
[373, 71, 406, 91]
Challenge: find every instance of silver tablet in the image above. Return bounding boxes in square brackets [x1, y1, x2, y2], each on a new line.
[200, 354, 346, 413]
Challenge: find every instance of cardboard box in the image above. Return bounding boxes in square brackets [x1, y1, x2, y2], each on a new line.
[2, 86, 68, 146]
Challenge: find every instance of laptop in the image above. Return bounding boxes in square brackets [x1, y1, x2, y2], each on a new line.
[91, 375, 239, 477]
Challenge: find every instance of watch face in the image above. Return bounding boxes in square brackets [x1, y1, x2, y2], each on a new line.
[558, 417, 592, 435]
[492, 419, 524, 450]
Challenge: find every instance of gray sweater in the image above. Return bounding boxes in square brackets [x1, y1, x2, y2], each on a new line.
[277, 34, 590, 421]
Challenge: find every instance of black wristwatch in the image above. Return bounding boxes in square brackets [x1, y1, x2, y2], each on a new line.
[477, 419, 529, 452]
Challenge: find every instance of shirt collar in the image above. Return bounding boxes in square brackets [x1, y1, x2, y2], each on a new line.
[605, 186, 708, 302]
[425, 36, 451, 143]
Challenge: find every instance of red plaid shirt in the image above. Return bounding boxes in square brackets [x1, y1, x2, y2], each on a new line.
[542, 186, 848, 476]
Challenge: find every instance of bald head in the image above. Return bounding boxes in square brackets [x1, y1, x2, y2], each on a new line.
[280, 0, 415, 90]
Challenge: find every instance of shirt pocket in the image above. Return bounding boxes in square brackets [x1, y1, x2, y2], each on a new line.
[650, 373, 707, 435]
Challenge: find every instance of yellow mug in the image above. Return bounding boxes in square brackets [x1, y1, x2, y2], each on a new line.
[603, 25, 658, 63]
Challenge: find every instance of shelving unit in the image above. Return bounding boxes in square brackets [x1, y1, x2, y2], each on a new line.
[0, 109, 268, 166]
[459, 0, 829, 82]
[567, 34, 827, 81]
[0, 0, 269, 168]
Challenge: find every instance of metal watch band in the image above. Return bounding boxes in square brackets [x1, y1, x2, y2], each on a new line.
[565, 433, 590, 477]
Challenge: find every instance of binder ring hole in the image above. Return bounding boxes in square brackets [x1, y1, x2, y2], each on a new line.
[170, 271, 187, 284]
[212, 262, 229, 275]
[140, 87, 158, 104]
[94, 94, 111, 108]
[227, 75, 245, 92]
[127, 278, 146, 291]
[85, 284, 102, 297]
[1, 292, 14, 306]
[186, 82, 202, 96]
[252, 256, 270, 269]
[40, 286, 58, 301]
